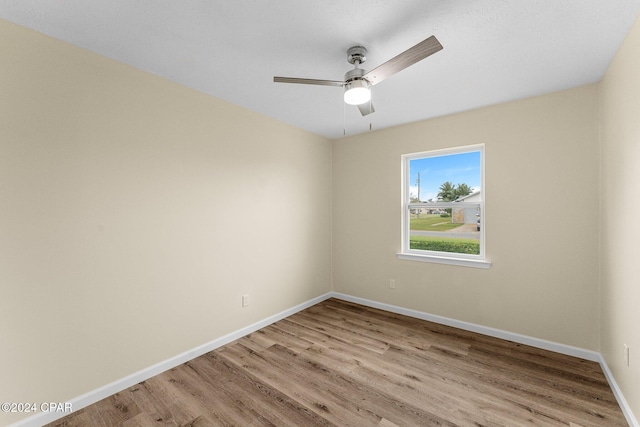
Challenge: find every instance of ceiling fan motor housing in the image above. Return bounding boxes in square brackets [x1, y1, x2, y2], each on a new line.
[344, 67, 365, 82]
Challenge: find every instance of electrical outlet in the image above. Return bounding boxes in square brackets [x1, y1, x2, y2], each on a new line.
[389, 279, 396, 289]
[624, 344, 630, 367]
[242, 294, 249, 307]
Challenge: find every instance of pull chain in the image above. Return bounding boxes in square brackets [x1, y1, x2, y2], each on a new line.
[343, 97, 346, 136]
[369, 90, 373, 131]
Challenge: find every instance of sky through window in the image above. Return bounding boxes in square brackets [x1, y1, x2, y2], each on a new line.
[409, 151, 481, 202]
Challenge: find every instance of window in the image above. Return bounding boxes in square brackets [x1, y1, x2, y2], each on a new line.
[398, 144, 490, 268]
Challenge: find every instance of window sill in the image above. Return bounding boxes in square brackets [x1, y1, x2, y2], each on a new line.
[396, 253, 492, 269]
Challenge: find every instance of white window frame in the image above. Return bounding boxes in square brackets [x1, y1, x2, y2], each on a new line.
[397, 144, 491, 269]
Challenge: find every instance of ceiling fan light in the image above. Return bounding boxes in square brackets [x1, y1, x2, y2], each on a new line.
[344, 79, 371, 105]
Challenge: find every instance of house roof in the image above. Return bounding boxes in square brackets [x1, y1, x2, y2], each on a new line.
[455, 191, 481, 202]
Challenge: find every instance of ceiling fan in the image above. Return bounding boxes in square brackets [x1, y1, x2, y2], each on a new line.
[274, 36, 443, 116]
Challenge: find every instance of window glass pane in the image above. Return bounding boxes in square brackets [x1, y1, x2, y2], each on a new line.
[407, 150, 482, 256]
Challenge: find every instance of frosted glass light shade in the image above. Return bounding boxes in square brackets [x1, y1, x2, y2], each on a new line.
[344, 79, 371, 105]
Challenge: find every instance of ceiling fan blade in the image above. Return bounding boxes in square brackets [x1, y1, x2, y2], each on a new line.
[357, 102, 375, 116]
[363, 36, 443, 86]
[274, 76, 345, 87]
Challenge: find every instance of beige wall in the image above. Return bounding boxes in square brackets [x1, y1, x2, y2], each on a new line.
[600, 12, 640, 420]
[333, 85, 601, 350]
[0, 20, 332, 425]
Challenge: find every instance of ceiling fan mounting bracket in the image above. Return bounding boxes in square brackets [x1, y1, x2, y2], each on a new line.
[347, 46, 367, 65]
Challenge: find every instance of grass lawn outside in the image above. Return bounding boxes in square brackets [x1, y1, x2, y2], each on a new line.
[409, 235, 480, 255]
[410, 214, 462, 231]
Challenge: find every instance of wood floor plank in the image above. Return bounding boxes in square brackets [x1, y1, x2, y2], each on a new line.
[221, 342, 384, 426]
[300, 340, 543, 427]
[47, 298, 628, 426]
[251, 322, 316, 354]
[290, 312, 392, 355]
[466, 346, 623, 416]
[274, 344, 458, 426]
[380, 344, 586, 426]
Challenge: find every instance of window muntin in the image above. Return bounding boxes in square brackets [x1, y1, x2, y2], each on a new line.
[401, 145, 485, 263]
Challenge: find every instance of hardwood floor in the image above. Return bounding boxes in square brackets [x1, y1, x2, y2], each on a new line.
[48, 298, 628, 426]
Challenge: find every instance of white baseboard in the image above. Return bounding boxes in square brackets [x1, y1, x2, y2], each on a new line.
[12, 291, 637, 427]
[10, 293, 333, 427]
[598, 353, 640, 427]
[328, 292, 638, 427]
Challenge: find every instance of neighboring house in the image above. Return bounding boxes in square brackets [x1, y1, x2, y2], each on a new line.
[453, 191, 481, 224]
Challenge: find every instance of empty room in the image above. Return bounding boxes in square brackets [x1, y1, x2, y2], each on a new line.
[1, 1, 639, 426]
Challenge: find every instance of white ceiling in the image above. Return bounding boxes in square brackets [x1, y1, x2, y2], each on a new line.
[1, 1, 639, 139]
